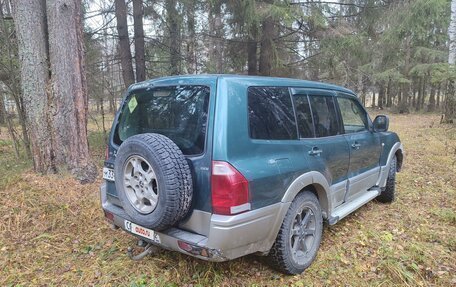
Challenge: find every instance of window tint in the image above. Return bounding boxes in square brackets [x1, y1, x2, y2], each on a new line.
[116, 85, 210, 155]
[336, 97, 368, 133]
[248, 87, 297, 140]
[308, 96, 340, 137]
[293, 95, 314, 138]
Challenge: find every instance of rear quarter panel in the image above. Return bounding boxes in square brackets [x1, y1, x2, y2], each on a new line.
[212, 79, 310, 209]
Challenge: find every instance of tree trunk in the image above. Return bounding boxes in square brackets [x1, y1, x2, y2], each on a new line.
[133, 0, 146, 82]
[420, 77, 426, 110]
[208, 0, 223, 73]
[402, 35, 412, 112]
[185, 0, 196, 74]
[115, 0, 135, 87]
[372, 91, 376, 108]
[444, 0, 456, 123]
[13, 0, 56, 173]
[1, 93, 20, 158]
[416, 78, 422, 111]
[386, 77, 392, 107]
[378, 84, 385, 109]
[46, 0, 96, 183]
[109, 93, 115, 113]
[259, 2, 275, 76]
[1, 0, 31, 157]
[0, 92, 4, 125]
[247, 24, 258, 75]
[436, 83, 441, 109]
[428, 83, 436, 112]
[167, 0, 181, 75]
[0, 3, 5, 126]
[361, 75, 367, 106]
[17, 96, 31, 156]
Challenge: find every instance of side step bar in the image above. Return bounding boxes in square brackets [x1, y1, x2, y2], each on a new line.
[328, 187, 381, 225]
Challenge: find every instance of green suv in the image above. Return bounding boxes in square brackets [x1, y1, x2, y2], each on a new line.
[100, 75, 403, 274]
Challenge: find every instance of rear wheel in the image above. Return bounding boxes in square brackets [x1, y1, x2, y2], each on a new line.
[268, 191, 323, 275]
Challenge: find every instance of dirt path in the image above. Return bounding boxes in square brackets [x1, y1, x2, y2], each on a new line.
[0, 113, 455, 286]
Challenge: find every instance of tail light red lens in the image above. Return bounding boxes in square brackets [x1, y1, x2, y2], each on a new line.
[177, 240, 210, 257]
[211, 161, 250, 215]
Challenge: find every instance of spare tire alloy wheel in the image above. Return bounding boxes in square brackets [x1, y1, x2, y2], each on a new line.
[114, 133, 193, 231]
[123, 155, 159, 214]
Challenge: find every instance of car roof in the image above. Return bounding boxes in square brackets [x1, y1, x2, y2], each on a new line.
[129, 74, 356, 96]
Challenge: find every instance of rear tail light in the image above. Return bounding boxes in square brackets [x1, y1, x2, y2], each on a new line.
[177, 240, 210, 257]
[211, 161, 250, 215]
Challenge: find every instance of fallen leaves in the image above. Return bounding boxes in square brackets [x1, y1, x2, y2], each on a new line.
[0, 113, 455, 286]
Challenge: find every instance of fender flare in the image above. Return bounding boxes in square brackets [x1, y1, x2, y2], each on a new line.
[262, 171, 332, 253]
[281, 171, 331, 218]
[377, 142, 404, 187]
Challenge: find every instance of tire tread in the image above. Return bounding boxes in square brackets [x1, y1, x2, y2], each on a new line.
[268, 192, 323, 275]
[115, 133, 193, 230]
[377, 156, 397, 203]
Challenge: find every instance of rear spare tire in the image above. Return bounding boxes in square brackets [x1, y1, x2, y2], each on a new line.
[114, 133, 193, 230]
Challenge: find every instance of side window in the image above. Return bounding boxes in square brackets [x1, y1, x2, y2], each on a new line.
[248, 87, 297, 140]
[308, 95, 340, 137]
[293, 95, 314, 138]
[336, 97, 368, 133]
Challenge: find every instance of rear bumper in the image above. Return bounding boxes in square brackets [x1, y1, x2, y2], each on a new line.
[100, 183, 288, 261]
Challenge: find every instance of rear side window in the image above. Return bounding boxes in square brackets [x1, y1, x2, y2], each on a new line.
[248, 87, 297, 140]
[116, 85, 210, 155]
[308, 95, 340, 137]
[293, 95, 314, 138]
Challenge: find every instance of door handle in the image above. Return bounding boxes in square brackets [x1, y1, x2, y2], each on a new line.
[351, 142, 361, 150]
[308, 147, 323, 156]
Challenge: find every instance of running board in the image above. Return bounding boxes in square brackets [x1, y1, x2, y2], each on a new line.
[328, 187, 381, 225]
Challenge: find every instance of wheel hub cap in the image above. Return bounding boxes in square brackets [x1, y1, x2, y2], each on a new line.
[123, 155, 159, 214]
[290, 207, 317, 264]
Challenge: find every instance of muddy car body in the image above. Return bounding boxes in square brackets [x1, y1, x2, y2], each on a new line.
[101, 75, 403, 274]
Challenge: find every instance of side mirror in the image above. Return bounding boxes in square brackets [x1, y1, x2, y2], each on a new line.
[373, 115, 389, 132]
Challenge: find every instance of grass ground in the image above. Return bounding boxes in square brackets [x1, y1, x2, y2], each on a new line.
[0, 113, 455, 286]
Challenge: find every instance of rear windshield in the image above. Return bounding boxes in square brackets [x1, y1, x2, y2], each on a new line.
[115, 85, 210, 155]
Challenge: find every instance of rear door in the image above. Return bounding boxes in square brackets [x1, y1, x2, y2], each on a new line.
[335, 94, 381, 201]
[291, 89, 350, 208]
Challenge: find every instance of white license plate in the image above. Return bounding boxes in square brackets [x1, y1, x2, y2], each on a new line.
[124, 220, 161, 243]
[103, 167, 115, 181]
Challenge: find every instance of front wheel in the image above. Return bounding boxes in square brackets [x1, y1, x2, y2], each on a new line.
[376, 155, 397, 203]
[268, 191, 323, 275]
